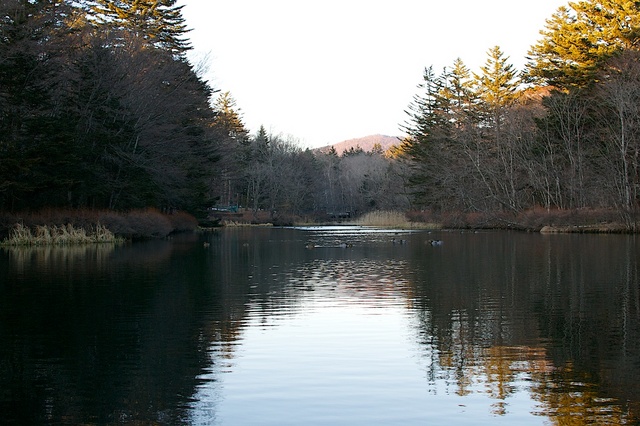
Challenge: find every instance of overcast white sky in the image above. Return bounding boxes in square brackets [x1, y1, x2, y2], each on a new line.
[180, 0, 568, 148]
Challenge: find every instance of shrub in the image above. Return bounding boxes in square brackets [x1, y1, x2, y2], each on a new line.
[167, 210, 199, 232]
[120, 208, 173, 239]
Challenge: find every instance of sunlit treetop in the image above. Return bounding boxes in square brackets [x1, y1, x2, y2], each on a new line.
[525, 0, 640, 89]
[88, 0, 191, 55]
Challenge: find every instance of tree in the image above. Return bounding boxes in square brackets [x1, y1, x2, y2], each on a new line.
[211, 92, 248, 145]
[441, 58, 478, 128]
[473, 46, 523, 211]
[595, 50, 640, 225]
[539, 90, 594, 209]
[401, 66, 456, 209]
[475, 46, 520, 129]
[0, 0, 86, 210]
[316, 148, 341, 214]
[525, 0, 640, 88]
[209, 91, 248, 207]
[0, 1, 218, 214]
[243, 126, 269, 211]
[89, 0, 191, 54]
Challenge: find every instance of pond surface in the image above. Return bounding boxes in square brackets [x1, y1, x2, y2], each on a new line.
[1, 227, 639, 425]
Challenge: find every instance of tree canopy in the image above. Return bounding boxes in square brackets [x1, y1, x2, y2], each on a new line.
[89, 0, 191, 54]
[525, 0, 640, 88]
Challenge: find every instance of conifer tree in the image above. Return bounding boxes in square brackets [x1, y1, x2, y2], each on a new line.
[89, 0, 191, 54]
[474, 46, 520, 130]
[441, 58, 478, 127]
[212, 92, 249, 144]
[525, 0, 640, 88]
[401, 66, 456, 208]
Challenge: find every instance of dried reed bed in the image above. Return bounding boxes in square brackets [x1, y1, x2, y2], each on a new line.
[0, 208, 200, 245]
[355, 210, 410, 227]
[2, 223, 122, 246]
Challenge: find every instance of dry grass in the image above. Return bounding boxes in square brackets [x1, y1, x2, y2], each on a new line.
[1, 223, 123, 246]
[355, 210, 411, 227]
[0, 208, 200, 242]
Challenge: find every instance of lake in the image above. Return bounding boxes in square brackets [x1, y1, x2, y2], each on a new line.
[1, 226, 639, 425]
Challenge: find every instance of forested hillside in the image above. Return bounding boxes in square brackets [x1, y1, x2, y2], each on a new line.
[315, 135, 400, 156]
[0, 0, 218, 215]
[399, 1, 640, 229]
[1, 0, 640, 230]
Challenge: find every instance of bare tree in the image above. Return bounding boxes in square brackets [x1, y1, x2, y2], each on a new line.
[596, 51, 640, 226]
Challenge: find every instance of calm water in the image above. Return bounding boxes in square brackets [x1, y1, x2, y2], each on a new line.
[1, 227, 639, 425]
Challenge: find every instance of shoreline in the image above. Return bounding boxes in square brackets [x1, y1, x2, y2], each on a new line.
[1, 207, 637, 246]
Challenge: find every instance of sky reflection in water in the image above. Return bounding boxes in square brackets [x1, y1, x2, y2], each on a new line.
[190, 226, 615, 425]
[1, 227, 638, 425]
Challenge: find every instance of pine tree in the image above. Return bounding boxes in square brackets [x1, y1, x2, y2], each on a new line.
[212, 92, 249, 144]
[525, 0, 640, 88]
[474, 46, 520, 129]
[90, 0, 191, 54]
[401, 66, 456, 208]
[401, 66, 450, 144]
[441, 58, 478, 128]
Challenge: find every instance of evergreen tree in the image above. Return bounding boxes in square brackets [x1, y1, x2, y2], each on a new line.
[89, 0, 191, 54]
[0, 1, 218, 214]
[441, 58, 478, 128]
[211, 92, 249, 144]
[525, 0, 640, 88]
[0, 0, 85, 210]
[401, 66, 456, 208]
[209, 91, 249, 207]
[402, 66, 450, 144]
[474, 46, 520, 129]
[472, 47, 523, 211]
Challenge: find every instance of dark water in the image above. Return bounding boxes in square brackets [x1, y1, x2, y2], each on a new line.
[1, 227, 639, 425]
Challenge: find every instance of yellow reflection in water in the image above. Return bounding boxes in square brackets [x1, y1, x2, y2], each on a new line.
[3, 243, 118, 272]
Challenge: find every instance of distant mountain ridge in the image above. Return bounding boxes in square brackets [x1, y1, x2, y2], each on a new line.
[315, 134, 401, 155]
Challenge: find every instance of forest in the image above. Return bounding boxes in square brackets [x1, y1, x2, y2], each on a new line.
[1, 0, 640, 231]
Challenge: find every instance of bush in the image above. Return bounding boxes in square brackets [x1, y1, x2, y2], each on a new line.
[116, 208, 173, 239]
[167, 210, 199, 232]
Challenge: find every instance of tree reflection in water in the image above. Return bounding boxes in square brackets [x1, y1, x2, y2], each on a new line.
[0, 229, 638, 424]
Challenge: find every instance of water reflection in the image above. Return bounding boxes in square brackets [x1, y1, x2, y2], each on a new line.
[0, 229, 639, 424]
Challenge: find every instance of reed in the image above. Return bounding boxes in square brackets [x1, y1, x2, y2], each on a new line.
[1, 223, 123, 246]
[0, 208, 199, 241]
[355, 210, 411, 227]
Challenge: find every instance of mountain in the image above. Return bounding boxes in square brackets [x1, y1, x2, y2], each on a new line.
[314, 134, 402, 155]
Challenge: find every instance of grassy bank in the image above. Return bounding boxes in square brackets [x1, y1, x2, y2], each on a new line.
[0, 208, 199, 245]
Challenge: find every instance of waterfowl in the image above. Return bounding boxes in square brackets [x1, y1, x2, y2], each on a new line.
[338, 242, 353, 248]
[427, 239, 443, 246]
[203, 242, 210, 248]
[392, 238, 407, 244]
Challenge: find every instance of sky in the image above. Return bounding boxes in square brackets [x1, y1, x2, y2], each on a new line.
[180, 0, 569, 149]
